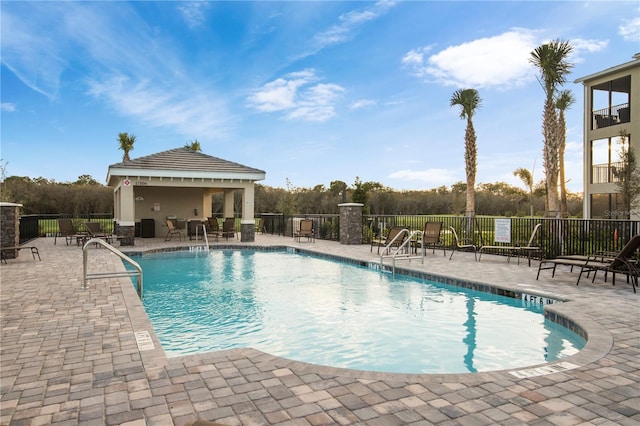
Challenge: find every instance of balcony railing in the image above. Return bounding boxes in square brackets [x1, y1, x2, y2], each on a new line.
[592, 162, 623, 184]
[592, 103, 630, 129]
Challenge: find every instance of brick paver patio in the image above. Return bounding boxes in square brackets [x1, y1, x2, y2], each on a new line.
[1, 234, 638, 425]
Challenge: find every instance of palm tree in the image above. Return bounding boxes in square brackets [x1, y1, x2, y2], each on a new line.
[556, 89, 575, 218]
[117, 132, 136, 162]
[450, 88, 481, 218]
[185, 139, 202, 151]
[514, 167, 535, 216]
[529, 39, 573, 217]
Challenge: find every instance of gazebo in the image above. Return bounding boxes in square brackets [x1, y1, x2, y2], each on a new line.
[106, 147, 265, 245]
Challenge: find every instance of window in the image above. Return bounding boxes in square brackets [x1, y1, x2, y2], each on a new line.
[590, 134, 629, 183]
[591, 193, 627, 219]
[591, 75, 631, 129]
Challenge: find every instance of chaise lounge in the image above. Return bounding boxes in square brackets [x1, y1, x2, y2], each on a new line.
[55, 218, 88, 246]
[536, 235, 640, 293]
[85, 222, 113, 243]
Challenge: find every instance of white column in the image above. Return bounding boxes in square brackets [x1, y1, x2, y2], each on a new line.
[242, 184, 255, 222]
[120, 181, 135, 225]
[223, 190, 235, 218]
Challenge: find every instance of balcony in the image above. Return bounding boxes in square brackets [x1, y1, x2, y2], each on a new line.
[592, 161, 623, 184]
[592, 103, 630, 130]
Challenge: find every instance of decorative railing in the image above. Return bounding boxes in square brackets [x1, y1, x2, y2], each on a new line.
[18, 213, 114, 244]
[592, 103, 630, 129]
[592, 161, 624, 184]
[18, 212, 640, 260]
[363, 215, 640, 259]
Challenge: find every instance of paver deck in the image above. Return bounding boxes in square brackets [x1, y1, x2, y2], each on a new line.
[1, 234, 639, 425]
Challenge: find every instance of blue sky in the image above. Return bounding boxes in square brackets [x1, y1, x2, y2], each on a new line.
[2, 1, 639, 193]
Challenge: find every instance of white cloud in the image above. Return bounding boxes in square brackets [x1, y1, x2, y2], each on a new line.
[1, 2, 235, 140]
[401, 45, 435, 70]
[570, 38, 609, 63]
[177, 2, 210, 29]
[87, 75, 233, 140]
[350, 99, 376, 110]
[1, 103, 16, 112]
[388, 168, 458, 187]
[404, 28, 541, 88]
[302, 1, 396, 58]
[619, 15, 640, 42]
[1, 6, 66, 99]
[248, 70, 344, 122]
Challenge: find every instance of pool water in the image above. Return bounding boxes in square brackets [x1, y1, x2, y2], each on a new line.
[129, 249, 585, 374]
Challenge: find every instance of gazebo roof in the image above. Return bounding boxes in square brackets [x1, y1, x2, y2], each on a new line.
[106, 148, 265, 185]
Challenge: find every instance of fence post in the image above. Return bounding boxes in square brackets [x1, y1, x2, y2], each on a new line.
[1, 203, 22, 259]
[339, 203, 363, 245]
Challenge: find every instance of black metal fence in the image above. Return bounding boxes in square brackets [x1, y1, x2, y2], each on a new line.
[18, 213, 115, 244]
[259, 214, 340, 241]
[19, 212, 640, 259]
[363, 215, 640, 259]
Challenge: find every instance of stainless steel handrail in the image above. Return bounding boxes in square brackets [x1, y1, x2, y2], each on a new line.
[192, 223, 211, 251]
[380, 229, 425, 274]
[201, 224, 210, 251]
[82, 238, 143, 298]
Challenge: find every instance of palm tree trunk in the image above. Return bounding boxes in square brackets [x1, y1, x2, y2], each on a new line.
[559, 141, 568, 217]
[543, 97, 561, 217]
[558, 113, 569, 218]
[465, 119, 477, 218]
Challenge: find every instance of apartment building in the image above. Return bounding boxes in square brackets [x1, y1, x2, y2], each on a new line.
[575, 54, 639, 220]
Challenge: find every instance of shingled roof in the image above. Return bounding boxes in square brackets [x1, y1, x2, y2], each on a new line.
[107, 147, 265, 185]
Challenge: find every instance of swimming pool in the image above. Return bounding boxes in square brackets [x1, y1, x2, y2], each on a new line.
[130, 248, 585, 374]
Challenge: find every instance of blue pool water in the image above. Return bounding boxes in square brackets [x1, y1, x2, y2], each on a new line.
[129, 249, 585, 374]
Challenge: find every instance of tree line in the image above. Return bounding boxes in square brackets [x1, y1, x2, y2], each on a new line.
[254, 178, 583, 217]
[0, 174, 113, 215]
[0, 171, 583, 217]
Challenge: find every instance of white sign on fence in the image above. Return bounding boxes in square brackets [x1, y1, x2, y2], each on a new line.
[494, 218, 511, 243]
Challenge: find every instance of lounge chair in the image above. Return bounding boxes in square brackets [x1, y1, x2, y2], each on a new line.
[257, 218, 267, 234]
[165, 219, 185, 241]
[448, 226, 477, 260]
[537, 235, 640, 293]
[206, 217, 221, 241]
[372, 226, 407, 255]
[294, 219, 315, 242]
[416, 221, 446, 256]
[84, 222, 113, 243]
[1, 245, 41, 263]
[55, 218, 87, 246]
[479, 223, 542, 266]
[222, 218, 236, 240]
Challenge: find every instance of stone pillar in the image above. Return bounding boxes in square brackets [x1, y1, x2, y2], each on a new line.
[1, 203, 22, 259]
[241, 221, 255, 242]
[338, 203, 363, 245]
[118, 224, 135, 246]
